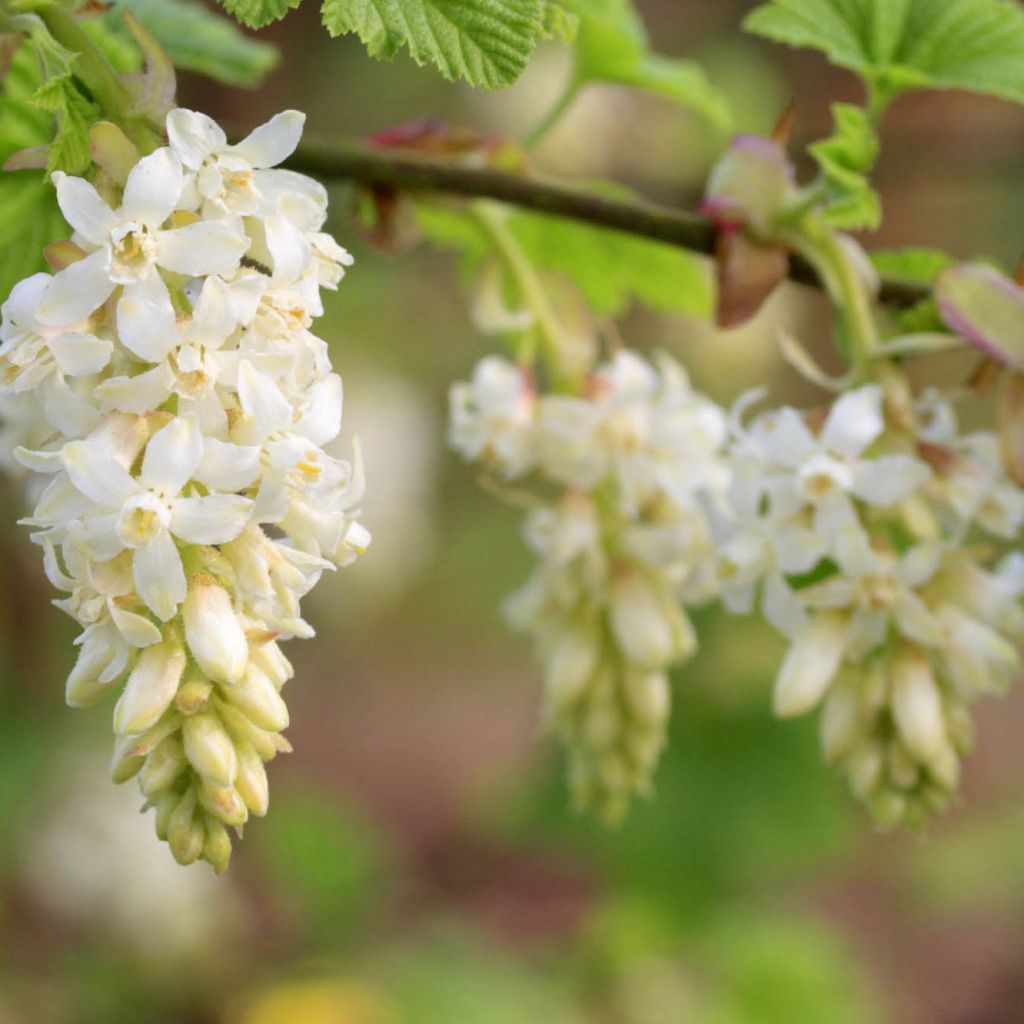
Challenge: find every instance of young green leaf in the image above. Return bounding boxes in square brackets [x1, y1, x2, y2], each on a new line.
[0, 171, 68, 301]
[561, 0, 732, 131]
[321, 0, 547, 89]
[809, 103, 880, 230]
[100, 0, 279, 87]
[540, 0, 579, 42]
[219, 0, 304, 30]
[870, 246, 954, 285]
[744, 0, 1024, 112]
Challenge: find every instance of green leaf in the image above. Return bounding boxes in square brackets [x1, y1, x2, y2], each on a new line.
[417, 200, 713, 318]
[562, 0, 732, 131]
[0, 42, 52, 162]
[101, 0, 279, 87]
[744, 0, 1024, 110]
[321, 0, 546, 89]
[219, 0, 304, 29]
[539, 0, 578, 41]
[870, 246, 954, 285]
[0, 171, 68, 300]
[809, 103, 880, 230]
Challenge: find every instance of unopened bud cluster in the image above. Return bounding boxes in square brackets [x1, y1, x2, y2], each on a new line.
[450, 350, 727, 821]
[715, 382, 1024, 826]
[0, 108, 368, 869]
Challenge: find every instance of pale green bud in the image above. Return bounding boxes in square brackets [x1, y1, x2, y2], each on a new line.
[820, 679, 861, 764]
[234, 742, 269, 817]
[218, 703, 281, 761]
[202, 816, 233, 874]
[183, 574, 248, 685]
[113, 638, 186, 736]
[870, 789, 908, 830]
[175, 676, 214, 716]
[221, 664, 289, 732]
[623, 669, 670, 727]
[886, 742, 920, 791]
[250, 641, 293, 690]
[198, 781, 248, 828]
[183, 712, 238, 787]
[168, 789, 204, 866]
[140, 735, 187, 796]
[545, 622, 598, 710]
[848, 740, 884, 799]
[153, 789, 178, 841]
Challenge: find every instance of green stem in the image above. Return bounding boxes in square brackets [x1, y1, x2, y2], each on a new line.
[470, 199, 572, 387]
[523, 77, 581, 148]
[795, 217, 880, 381]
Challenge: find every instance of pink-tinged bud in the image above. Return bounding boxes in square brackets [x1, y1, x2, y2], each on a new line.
[221, 665, 289, 732]
[936, 263, 1024, 371]
[891, 647, 947, 765]
[183, 575, 248, 685]
[113, 638, 186, 736]
[183, 712, 237, 787]
[773, 611, 848, 718]
[702, 135, 797, 236]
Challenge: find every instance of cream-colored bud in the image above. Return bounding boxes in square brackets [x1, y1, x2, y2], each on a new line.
[250, 641, 293, 690]
[113, 638, 186, 736]
[218, 703, 281, 761]
[927, 741, 960, 791]
[221, 664, 289, 732]
[140, 735, 187, 796]
[183, 575, 248, 685]
[848, 740, 884, 799]
[773, 611, 847, 718]
[870, 788, 907, 829]
[820, 679, 861, 763]
[198, 781, 248, 828]
[168, 789, 203, 866]
[109, 736, 145, 784]
[624, 669, 670, 726]
[891, 647, 947, 764]
[175, 676, 214, 715]
[886, 742, 919, 791]
[234, 742, 269, 817]
[609, 570, 678, 669]
[183, 711, 237, 787]
[153, 790, 178, 841]
[545, 623, 598, 709]
[203, 816, 233, 873]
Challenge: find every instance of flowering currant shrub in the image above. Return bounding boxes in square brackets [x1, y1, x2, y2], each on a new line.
[4, 0, 1024, 868]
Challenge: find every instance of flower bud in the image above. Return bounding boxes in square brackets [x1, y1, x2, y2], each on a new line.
[773, 611, 847, 718]
[175, 675, 213, 715]
[168, 789, 203, 866]
[113, 638, 186, 736]
[234, 742, 269, 817]
[198, 781, 248, 828]
[221, 664, 289, 732]
[183, 574, 248, 685]
[891, 647, 947, 764]
[65, 629, 122, 708]
[609, 570, 678, 669]
[624, 669, 670, 727]
[820, 679, 861, 763]
[183, 711, 238, 787]
[203, 816, 233, 874]
[140, 735, 187, 796]
[545, 623, 598, 710]
[250, 640, 292, 689]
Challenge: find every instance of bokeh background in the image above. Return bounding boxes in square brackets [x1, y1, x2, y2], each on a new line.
[4, 2, 1024, 1022]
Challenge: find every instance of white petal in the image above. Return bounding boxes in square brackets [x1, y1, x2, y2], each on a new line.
[110, 604, 162, 648]
[170, 494, 252, 544]
[133, 530, 186, 621]
[36, 250, 116, 325]
[116, 294, 178, 362]
[42, 375, 99, 437]
[821, 385, 884, 456]
[2, 272, 50, 328]
[264, 209, 310, 281]
[47, 331, 112, 376]
[52, 172, 117, 245]
[68, 514, 124, 561]
[754, 406, 816, 466]
[142, 415, 202, 494]
[94, 364, 173, 414]
[232, 110, 304, 168]
[155, 221, 248, 276]
[294, 373, 342, 445]
[852, 454, 931, 507]
[166, 108, 227, 169]
[237, 360, 293, 438]
[190, 274, 237, 339]
[195, 437, 261, 491]
[121, 147, 183, 226]
[62, 438, 135, 507]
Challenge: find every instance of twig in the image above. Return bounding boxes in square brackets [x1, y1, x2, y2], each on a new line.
[287, 141, 930, 309]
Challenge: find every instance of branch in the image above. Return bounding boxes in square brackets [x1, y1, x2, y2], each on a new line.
[287, 141, 930, 309]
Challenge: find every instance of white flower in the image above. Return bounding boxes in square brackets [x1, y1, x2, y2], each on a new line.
[62, 415, 252, 619]
[39, 148, 248, 325]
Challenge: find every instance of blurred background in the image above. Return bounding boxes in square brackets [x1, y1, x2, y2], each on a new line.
[4, 1, 1024, 1022]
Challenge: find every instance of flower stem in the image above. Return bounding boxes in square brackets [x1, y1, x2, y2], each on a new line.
[523, 78, 580, 149]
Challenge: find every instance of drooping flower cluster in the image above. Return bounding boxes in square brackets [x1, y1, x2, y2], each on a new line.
[450, 349, 727, 821]
[714, 382, 1024, 826]
[0, 108, 367, 869]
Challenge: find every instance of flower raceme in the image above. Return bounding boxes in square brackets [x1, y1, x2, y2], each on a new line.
[715, 383, 1024, 826]
[450, 350, 728, 822]
[0, 108, 368, 870]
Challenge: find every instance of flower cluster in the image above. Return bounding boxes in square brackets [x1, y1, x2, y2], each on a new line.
[715, 382, 1024, 826]
[0, 108, 367, 870]
[450, 349, 727, 821]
